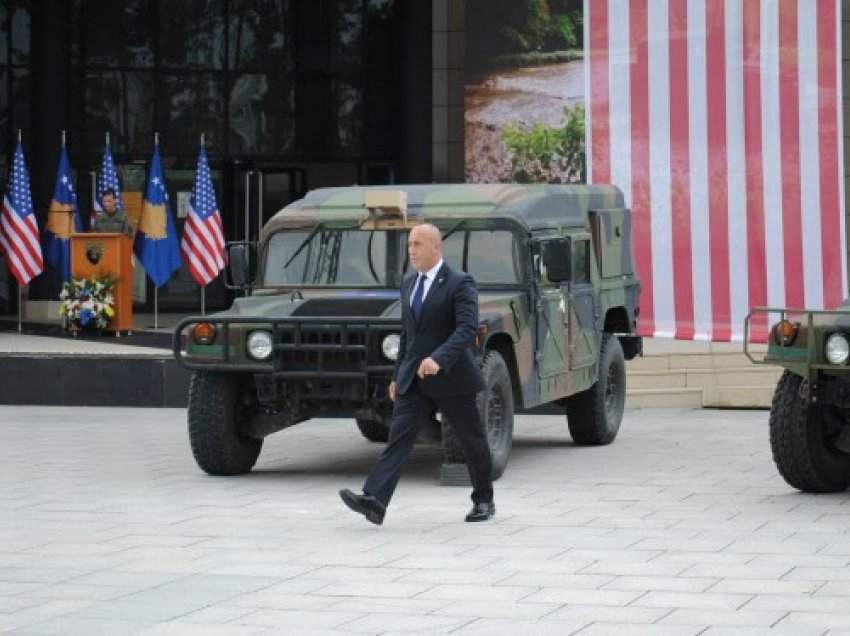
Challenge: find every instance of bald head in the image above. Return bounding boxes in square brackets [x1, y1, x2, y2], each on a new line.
[408, 223, 442, 273]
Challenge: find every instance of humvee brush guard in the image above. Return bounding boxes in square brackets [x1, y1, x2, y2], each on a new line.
[174, 184, 642, 480]
[746, 306, 850, 492]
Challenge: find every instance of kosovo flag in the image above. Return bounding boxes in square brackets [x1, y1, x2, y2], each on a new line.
[43, 140, 82, 281]
[134, 142, 181, 287]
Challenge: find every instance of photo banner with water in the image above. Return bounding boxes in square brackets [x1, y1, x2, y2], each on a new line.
[464, 0, 585, 184]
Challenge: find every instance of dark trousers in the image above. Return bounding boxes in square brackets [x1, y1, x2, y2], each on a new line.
[363, 384, 493, 507]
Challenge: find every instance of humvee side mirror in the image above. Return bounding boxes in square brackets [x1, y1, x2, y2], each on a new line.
[543, 239, 571, 283]
[225, 242, 256, 290]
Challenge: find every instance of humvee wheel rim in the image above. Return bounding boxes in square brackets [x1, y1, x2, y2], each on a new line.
[486, 386, 504, 448]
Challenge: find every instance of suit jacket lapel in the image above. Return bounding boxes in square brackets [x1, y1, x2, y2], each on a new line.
[402, 273, 418, 326]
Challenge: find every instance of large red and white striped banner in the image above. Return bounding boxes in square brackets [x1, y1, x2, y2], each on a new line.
[586, 0, 846, 342]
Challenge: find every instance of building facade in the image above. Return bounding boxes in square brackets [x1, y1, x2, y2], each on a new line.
[0, 0, 434, 313]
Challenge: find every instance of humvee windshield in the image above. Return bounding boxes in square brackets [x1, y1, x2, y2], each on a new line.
[403, 229, 524, 285]
[264, 227, 524, 287]
[264, 229, 391, 286]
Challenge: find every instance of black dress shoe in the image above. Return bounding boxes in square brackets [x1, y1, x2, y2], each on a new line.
[339, 489, 386, 525]
[465, 501, 496, 522]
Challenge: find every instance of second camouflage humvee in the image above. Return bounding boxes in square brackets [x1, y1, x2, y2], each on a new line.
[173, 183, 642, 480]
[745, 305, 850, 493]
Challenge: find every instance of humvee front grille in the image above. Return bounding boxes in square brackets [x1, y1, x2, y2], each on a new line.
[271, 317, 396, 379]
[275, 323, 368, 376]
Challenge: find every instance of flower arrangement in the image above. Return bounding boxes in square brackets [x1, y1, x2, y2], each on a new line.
[59, 274, 117, 331]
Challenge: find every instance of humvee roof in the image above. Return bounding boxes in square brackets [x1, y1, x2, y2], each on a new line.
[261, 183, 625, 240]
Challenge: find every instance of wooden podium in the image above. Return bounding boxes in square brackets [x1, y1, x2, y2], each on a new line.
[70, 233, 133, 333]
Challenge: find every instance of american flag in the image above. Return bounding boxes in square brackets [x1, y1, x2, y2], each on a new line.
[92, 139, 124, 226]
[586, 0, 845, 342]
[0, 141, 43, 285]
[181, 145, 225, 286]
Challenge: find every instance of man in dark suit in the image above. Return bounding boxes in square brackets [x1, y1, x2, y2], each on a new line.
[340, 223, 495, 524]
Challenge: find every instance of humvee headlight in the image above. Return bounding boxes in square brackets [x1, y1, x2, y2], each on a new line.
[381, 334, 401, 361]
[192, 322, 217, 345]
[773, 320, 797, 346]
[825, 333, 850, 365]
[246, 330, 273, 360]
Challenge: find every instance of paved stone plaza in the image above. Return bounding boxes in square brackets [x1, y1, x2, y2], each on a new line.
[1, 405, 849, 635]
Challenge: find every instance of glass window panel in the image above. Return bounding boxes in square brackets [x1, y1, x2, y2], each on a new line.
[10, 2, 29, 65]
[335, 80, 361, 153]
[84, 71, 154, 153]
[335, 0, 362, 72]
[367, 0, 394, 11]
[81, 0, 154, 68]
[0, 70, 7, 147]
[363, 0, 395, 76]
[160, 74, 225, 153]
[228, 0, 293, 72]
[264, 230, 388, 287]
[0, 4, 8, 65]
[160, 0, 225, 70]
[11, 69, 29, 144]
[229, 73, 294, 155]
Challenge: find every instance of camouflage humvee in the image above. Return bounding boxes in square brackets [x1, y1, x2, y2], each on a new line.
[745, 305, 850, 492]
[173, 184, 642, 480]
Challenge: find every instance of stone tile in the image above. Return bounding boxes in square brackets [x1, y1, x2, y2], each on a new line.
[3, 406, 850, 634]
[659, 608, 786, 628]
[13, 616, 154, 635]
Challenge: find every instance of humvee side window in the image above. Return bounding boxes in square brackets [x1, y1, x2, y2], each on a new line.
[571, 239, 590, 284]
[466, 230, 522, 284]
[264, 230, 388, 286]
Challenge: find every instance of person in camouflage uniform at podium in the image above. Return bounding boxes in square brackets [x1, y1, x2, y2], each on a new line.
[91, 189, 133, 237]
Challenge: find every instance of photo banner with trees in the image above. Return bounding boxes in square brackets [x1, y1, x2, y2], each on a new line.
[465, 0, 846, 343]
[464, 0, 585, 185]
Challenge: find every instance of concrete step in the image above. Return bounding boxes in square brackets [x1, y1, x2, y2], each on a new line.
[626, 387, 704, 410]
[628, 366, 782, 390]
[623, 338, 779, 409]
[628, 350, 763, 372]
[703, 385, 776, 409]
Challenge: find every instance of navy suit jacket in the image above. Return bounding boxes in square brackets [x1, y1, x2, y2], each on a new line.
[394, 263, 485, 397]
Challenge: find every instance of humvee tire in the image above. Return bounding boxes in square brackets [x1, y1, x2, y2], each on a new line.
[188, 371, 262, 475]
[769, 370, 850, 493]
[442, 350, 514, 479]
[356, 417, 389, 443]
[566, 333, 625, 446]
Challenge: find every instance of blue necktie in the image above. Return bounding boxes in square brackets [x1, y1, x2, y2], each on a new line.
[411, 274, 425, 319]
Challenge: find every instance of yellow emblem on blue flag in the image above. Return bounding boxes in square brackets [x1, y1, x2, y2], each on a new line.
[139, 202, 168, 239]
[46, 202, 76, 239]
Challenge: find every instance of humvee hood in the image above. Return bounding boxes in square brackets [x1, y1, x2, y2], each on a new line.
[215, 292, 402, 319]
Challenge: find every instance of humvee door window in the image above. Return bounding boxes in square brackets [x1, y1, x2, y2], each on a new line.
[264, 230, 388, 286]
[571, 239, 590, 284]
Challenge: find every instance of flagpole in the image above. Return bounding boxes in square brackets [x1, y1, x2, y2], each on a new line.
[200, 132, 206, 317]
[16, 129, 22, 333]
[152, 130, 159, 331]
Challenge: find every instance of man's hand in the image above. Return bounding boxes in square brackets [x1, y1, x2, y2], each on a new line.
[388, 381, 396, 402]
[417, 357, 441, 379]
